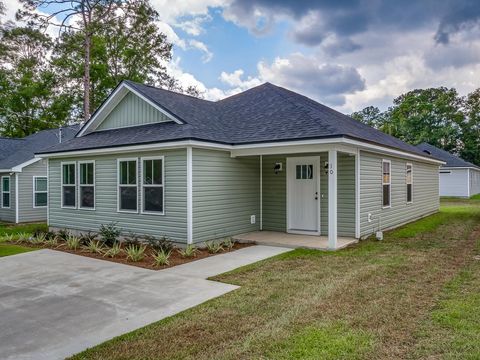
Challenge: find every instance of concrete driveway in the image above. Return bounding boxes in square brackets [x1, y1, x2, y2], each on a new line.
[0, 246, 290, 360]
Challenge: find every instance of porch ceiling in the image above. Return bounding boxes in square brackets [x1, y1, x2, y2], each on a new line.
[233, 231, 357, 250]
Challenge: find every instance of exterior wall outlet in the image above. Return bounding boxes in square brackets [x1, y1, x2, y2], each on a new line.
[250, 215, 256, 224]
[376, 231, 384, 241]
[368, 213, 373, 222]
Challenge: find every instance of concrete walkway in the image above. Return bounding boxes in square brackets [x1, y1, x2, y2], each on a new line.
[0, 246, 291, 360]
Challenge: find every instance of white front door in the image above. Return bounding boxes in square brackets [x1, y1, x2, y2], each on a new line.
[287, 156, 320, 234]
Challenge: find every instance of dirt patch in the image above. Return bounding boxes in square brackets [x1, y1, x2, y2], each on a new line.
[10, 242, 252, 270]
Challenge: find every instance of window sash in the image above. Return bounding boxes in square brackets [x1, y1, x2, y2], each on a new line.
[141, 157, 164, 214]
[406, 163, 413, 203]
[34, 177, 48, 208]
[79, 162, 95, 209]
[62, 162, 76, 208]
[382, 160, 391, 207]
[118, 159, 138, 212]
[2, 176, 10, 209]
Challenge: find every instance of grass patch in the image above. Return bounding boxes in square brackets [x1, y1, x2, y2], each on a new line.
[0, 223, 47, 239]
[470, 193, 480, 200]
[267, 323, 374, 360]
[70, 198, 480, 360]
[0, 243, 36, 257]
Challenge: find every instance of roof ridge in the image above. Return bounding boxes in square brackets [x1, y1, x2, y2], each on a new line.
[124, 80, 214, 103]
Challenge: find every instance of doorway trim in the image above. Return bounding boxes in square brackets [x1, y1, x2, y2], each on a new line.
[286, 156, 321, 235]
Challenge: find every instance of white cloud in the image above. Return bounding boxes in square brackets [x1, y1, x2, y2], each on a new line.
[219, 69, 261, 89]
[188, 39, 213, 62]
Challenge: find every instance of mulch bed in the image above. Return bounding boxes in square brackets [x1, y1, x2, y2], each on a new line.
[11, 241, 253, 270]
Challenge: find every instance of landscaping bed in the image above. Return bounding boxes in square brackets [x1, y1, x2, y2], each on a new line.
[1, 223, 252, 269]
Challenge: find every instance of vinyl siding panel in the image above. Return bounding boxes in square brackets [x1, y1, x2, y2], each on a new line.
[48, 149, 187, 243]
[18, 160, 48, 223]
[96, 92, 173, 131]
[440, 168, 469, 197]
[192, 149, 260, 243]
[469, 169, 480, 196]
[0, 172, 15, 223]
[261, 152, 355, 237]
[360, 151, 439, 237]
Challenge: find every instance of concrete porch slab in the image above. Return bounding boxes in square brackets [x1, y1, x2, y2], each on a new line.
[233, 231, 358, 250]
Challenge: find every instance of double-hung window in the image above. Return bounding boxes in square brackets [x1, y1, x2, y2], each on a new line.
[141, 157, 164, 214]
[406, 163, 413, 203]
[62, 162, 76, 208]
[382, 160, 391, 208]
[79, 161, 95, 209]
[33, 177, 47, 208]
[118, 159, 138, 212]
[2, 176, 10, 208]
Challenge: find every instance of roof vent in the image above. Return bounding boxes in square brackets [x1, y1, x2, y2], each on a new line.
[423, 149, 431, 155]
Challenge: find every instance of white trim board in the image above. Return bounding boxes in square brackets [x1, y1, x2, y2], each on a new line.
[186, 146, 193, 244]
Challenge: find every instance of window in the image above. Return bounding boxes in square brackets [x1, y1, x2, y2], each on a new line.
[382, 160, 391, 208]
[406, 163, 413, 203]
[142, 157, 164, 214]
[296, 164, 313, 179]
[118, 159, 137, 212]
[2, 176, 10, 208]
[79, 161, 95, 209]
[33, 177, 47, 208]
[62, 162, 76, 208]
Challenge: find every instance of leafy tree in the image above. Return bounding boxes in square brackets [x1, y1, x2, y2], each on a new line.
[0, 27, 73, 137]
[17, 0, 124, 121]
[351, 106, 385, 129]
[52, 0, 175, 113]
[460, 89, 480, 165]
[388, 87, 464, 151]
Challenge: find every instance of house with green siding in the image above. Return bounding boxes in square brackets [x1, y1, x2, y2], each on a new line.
[0, 126, 78, 224]
[36, 81, 444, 249]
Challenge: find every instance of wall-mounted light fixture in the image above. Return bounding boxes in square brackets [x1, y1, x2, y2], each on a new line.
[324, 161, 329, 175]
[274, 162, 283, 174]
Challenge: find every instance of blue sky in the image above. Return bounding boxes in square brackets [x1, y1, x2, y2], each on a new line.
[4, 0, 480, 113]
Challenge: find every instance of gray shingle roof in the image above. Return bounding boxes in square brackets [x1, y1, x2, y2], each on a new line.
[37, 81, 437, 160]
[416, 143, 480, 169]
[0, 126, 79, 169]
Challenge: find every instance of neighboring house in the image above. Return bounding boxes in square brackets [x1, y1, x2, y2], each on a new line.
[0, 126, 78, 223]
[417, 143, 480, 198]
[36, 81, 443, 249]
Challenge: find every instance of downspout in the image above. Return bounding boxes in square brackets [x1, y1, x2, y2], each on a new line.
[15, 174, 19, 223]
[260, 155, 263, 231]
[186, 146, 193, 244]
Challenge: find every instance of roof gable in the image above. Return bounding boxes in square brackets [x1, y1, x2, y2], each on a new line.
[77, 81, 183, 136]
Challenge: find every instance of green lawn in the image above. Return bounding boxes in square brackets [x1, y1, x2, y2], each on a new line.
[69, 200, 480, 360]
[0, 222, 46, 256]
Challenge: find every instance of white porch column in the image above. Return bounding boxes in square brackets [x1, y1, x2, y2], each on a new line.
[328, 149, 337, 249]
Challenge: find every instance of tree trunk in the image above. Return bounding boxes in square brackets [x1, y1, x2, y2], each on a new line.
[83, 32, 91, 122]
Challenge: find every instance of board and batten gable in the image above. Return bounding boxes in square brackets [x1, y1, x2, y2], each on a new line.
[359, 150, 439, 237]
[0, 172, 16, 222]
[192, 148, 260, 243]
[48, 149, 187, 242]
[17, 159, 48, 222]
[261, 152, 356, 237]
[96, 92, 173, 131]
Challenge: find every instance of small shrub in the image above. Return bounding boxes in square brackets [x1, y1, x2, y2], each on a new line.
[178, 244, 197, 258]
[15, 232, 31, 243]
[124, 232, 141, 247]
[44, 236, 59, 247]
[152, 249, 172, 266]
[79, 231, 98, 246]
[145, 235, 174, 252]
[99, 222, 120, 247]
[84, 239, 105, 254]
[1, 233, 16, 243]
[57, 228, 71, 241]
[125, 244, 146, 262]
[103, 242, 122, 258]
[29, 232, 46, 245]
[65, 235, 81, 250]
[222, 237, 235, 251]
[205, 240, 223, 254]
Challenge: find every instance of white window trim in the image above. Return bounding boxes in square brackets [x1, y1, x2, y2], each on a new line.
[140, 155, 165, 216]
[117, 157, 138, 214]
[61, 161, 77, 209]
[406, 162, 413, 204]
[382, 159, 391, 209]
[78, 160, 96, 211]
[33, 176, 48, 208]
[1, 175, 10, 209]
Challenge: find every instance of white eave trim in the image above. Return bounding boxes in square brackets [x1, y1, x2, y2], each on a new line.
[0, 157, 42, 173]
[36, 137, 445, 165]
[440, 166, 480, 170]
[76, 82, 183, 137]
